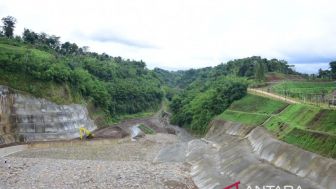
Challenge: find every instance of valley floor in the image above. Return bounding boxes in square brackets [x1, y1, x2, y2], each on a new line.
[0, 134, 196, 189]
[1, 107, 335, 189]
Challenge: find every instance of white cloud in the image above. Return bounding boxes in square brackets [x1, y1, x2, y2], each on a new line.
[292, 63, 330, 74]
[0, 0, 335, 73]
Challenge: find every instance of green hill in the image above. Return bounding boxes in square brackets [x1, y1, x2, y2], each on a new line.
[216, 94, 336, 158]
[0, 37, 163, 126]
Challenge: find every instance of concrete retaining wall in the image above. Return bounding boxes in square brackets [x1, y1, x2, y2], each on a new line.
[186, 120, 336, 189]
[0, 85, 96, 145]
[248, 127, 336, 189]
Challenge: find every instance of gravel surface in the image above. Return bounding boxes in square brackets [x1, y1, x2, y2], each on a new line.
[0, 134, 196, 189]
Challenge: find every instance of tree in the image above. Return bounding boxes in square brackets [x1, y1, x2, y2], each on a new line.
[318, 68, 331, 79]
[1, 16, 16, 38]
[330, 61, 336, 80]
[255, 61, 265, 82]
[23, 28, 39, 44]
[60, 42, 79, 55]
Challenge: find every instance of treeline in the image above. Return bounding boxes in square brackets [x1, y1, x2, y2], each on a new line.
[0, 16, 163, 122]
[316, 62, 336, 80]
[1, 16, 119, 59]
[154, 56, 297, 89]
[222, 56, 296, 77]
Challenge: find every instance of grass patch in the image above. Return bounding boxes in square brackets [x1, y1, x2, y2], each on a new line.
[111, 111, 156, 124]
[281, 128, 336, 158]
[0, 43, 55, 61]
[263, 117, 292, 137]
[271, 81, 335, 94]
[275, 104, 320, 128]
[229, 94, 288, 114]
[0, 69, 83, 104]
[308, 109, 336, 135]
[217, 110, 269, 126]
[138, 124, 156, 134]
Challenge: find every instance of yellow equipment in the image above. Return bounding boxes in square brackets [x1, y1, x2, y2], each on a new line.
[79, 127, 94, 140]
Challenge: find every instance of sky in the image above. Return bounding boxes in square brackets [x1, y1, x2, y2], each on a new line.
[0, 0, 335, 73]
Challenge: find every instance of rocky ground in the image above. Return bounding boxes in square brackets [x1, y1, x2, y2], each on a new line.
[0, 134, 196, 189]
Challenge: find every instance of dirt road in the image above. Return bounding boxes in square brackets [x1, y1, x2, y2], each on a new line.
[248, 88, 299, 104]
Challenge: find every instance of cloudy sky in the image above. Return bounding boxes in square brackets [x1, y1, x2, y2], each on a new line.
[1, 0, 335, 73]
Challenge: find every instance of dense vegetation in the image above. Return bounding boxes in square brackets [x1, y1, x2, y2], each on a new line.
[2, 15, 334, 144]
[154, 56, 298, 89]
[0, 17, 163, 126]
[169, 77, 247, 134]
[217, 94, 336, 158]
[154, 56, 300, 134]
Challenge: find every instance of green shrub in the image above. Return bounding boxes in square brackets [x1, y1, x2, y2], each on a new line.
[138, 124, 155, 134]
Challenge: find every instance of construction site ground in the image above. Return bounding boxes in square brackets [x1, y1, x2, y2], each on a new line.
[0, 115, 196, 189]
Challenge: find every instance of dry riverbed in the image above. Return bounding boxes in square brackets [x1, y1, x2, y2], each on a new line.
[0, 134, 196, 189]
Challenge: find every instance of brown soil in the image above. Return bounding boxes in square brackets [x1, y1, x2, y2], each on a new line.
[266, 73, 304, 82]
[266, 73, 284, 82]
[93, 115, 176, 139]
[93, 126, 129, 138]
[1, 112, 176, 148]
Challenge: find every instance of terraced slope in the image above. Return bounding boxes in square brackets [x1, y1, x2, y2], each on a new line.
[216, 94, 336, 158]
[0, 85, 96, 145]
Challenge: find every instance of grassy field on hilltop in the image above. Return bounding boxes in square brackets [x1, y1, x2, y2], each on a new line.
[216, 94, 336, 158]
[270, 81, 335, 98]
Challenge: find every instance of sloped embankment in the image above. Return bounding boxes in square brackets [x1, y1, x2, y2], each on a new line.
[217, 94, 336, 158]
[156, 120, 336, 189]
[0, 85, 96, 145]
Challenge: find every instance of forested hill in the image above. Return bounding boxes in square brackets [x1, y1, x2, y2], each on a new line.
[0, 16, 306, 133]
[154, 56, 297, 89]
[153, 57, 302, 134]
[0, 35, 163, 126]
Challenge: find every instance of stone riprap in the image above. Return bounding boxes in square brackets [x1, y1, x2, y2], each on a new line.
[0, 85, 96, 145]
